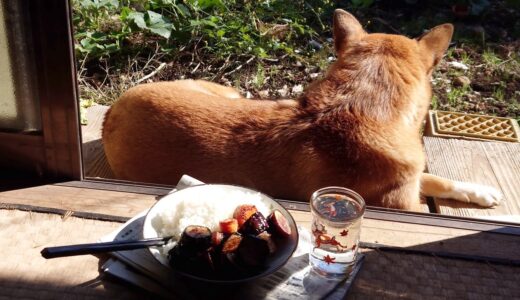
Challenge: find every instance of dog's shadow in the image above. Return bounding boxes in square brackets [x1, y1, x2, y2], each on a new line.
[82, 138, 115, 179]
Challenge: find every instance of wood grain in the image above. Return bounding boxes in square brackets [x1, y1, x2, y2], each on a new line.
[2, 208, 519, 299]
[0, 210, 147, 299]
[0, 185, 156, 218]
[81, 105, 114, 179]
[424, 136, 520, 222]
[3, 184, 516, 260]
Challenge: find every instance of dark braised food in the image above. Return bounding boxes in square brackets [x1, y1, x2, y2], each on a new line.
[267, 210, 292, 237]
[239, 211, 269, 236]
[238, 235, 270, 267]
[221, 233, 242, 253]
[178, 225, 212, 251]
[233, 204, 257, 227]
[168, 205, 292, 279]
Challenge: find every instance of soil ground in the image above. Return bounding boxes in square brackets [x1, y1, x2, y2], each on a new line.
[77, 1, 519, 122]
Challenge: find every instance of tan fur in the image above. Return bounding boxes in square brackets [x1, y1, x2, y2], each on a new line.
[103, 10, 496, 211]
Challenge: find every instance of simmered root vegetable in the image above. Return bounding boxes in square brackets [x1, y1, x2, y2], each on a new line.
[233, 204, 258, 227]
[219, 218, 239, 234]
[267, 210, 292, 237]
[239, 212, 269, 236]
[221, 233, 242, 253]
[168, 204, 292, 279]
[179, 225, 212, 250]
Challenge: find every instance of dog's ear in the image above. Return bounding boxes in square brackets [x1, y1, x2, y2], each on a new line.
[333, 9, 365, 55]
[417, 24, 454, 71]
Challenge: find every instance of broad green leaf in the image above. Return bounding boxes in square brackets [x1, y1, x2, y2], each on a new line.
[128, 11, 147, 29]
[102, 0, 119, 8]
[148, 26, 172, 39]
[217, 29, 226, 38]
[147, 11, 165, 25]
[190, 0, 223, 10]
[90, 32, 108, 41]
[120, 6, 132, 19]
[146, 11, 173, 39]
[176, 4, 191, 17]
[202, 19, 218, 28]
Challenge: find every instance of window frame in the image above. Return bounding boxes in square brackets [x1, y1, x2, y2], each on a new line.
[2, 0, 519, 236]
[0, 0, 82, 179]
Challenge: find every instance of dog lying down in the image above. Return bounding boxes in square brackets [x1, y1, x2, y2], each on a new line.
[102, 9, 502, 211]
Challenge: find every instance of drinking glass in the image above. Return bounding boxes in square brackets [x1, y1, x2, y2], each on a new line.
[309, 187, 365, 277]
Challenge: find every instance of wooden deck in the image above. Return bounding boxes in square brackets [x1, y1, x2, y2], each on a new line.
[2, 185, 520, 299]
[424, 137, 520, 222]
[82, 105, 520, 221]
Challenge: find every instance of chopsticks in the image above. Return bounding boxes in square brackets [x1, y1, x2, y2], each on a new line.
[41, 237, 172, 259]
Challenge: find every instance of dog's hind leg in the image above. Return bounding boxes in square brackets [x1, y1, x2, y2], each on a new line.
[380, 177, 424, 212]
[420, 173, 502, 207]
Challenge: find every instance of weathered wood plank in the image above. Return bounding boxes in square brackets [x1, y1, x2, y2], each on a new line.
[0, 185, 157, 218]
[2, 184, 518, 260]
[2, 208, 519, 299]
[423, 136, 520, 222]
[480, 142, 520, 222]
[81, 105, 114, 179]
[0, 210, 148, 299]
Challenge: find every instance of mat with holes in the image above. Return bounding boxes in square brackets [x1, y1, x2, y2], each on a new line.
[425, 110, 520, 142]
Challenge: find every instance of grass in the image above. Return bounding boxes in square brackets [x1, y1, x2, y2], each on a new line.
[431, 94, 439, 110]
[492, 86, 506, 102]
[252, 63, 266, 91]
[482, 49, 503, 67]
[73, 0, 520, 123]
[446, 86, 470, 106]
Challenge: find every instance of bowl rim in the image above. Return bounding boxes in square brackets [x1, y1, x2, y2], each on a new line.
[142, 183, 300, 284]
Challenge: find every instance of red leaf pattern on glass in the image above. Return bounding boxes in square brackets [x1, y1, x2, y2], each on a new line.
[323, 254, 336, 265]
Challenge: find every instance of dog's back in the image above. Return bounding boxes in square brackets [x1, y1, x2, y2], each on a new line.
[103, 10, 454, 210]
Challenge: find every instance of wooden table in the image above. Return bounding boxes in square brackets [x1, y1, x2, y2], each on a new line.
[1, 183, 520, 299]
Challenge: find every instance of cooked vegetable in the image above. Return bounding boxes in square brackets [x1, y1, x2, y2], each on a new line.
[179, 225, 212, 251]
[233, 204, 258, 227]
[211, 231, 224, 247]
[267, 210, 292, 237]
[167, 203, 292, 279]
[168, 245, 215, 276]
[238, 235, 270, 267]
[219, 218, 239, 234]
[239, 211, 269, 236]
[221, 233, 243, 254]
[202, 250, 216, 272]
[257, 232, 276, 254]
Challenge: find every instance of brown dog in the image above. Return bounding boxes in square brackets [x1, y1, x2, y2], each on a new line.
[102, 9, 501, 211]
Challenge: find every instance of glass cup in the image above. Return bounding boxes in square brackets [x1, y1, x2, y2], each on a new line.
[309, 187, 365, 277]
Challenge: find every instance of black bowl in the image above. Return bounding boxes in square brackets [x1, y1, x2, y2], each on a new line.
[142, 184, 299, 284]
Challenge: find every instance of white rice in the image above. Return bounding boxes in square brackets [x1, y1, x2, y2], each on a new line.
[150, 188, 272, 255]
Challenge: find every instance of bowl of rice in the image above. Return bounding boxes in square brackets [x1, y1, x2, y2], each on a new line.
[142, 184, 299, 283]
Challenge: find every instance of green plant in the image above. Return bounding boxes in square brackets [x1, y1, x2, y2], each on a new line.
[252, 63, 266, 90]
[492, 86, 506, 102]
[447, 86, 470, 106]
[431, 94, 439, 110]
[72, 0, 329, 63]
[459, 50, 471, 66]
[482, 49, 502, 66]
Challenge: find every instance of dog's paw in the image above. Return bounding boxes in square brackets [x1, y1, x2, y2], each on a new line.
[452, 182, 502, 207]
